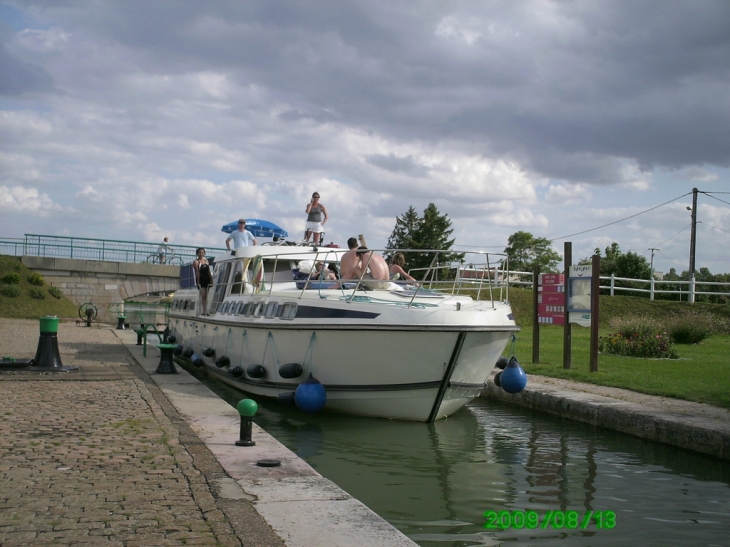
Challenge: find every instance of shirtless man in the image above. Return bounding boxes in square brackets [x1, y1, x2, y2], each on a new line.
[339, 237, 360, 278]
[340, 246, 390, 289]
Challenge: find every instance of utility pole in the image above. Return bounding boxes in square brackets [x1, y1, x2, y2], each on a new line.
[688, 188, 698, 278]
[648, 248, 658, 278]
[649, 247, 658, 301]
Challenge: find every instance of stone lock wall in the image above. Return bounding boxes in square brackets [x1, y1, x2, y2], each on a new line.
[21, 256, 180, 323]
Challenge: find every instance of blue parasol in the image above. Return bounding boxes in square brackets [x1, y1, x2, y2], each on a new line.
[220, 219, 289, 239]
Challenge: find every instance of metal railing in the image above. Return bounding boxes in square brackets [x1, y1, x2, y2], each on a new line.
[0, 234, 225, 266]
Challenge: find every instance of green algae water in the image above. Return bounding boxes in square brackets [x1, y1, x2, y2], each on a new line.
[209, 379, 730, 547]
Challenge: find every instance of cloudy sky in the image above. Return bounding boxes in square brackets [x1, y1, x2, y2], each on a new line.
[2, 0, 729, 275]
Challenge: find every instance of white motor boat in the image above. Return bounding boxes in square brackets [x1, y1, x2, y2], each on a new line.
[168, 244, 519, 422]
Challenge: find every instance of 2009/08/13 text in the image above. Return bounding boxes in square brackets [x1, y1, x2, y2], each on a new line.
[483, 510, 616, 530]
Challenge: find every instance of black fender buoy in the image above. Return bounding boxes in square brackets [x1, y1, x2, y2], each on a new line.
[279, 363, 303, 379]
[173, 345, 183, 356]
[229, 366, 244, 378]
[493, 371, 502, 388]
[215, 356, 230, 368]
[202, 347, 216, 357]
[191, 354, 204, 368]
[496, 356, 509, 370]
[247, 364, 266, 378]
[277, 392, 296, 406]
[182, 347, 194, 358]
[167, 334, 177, 344]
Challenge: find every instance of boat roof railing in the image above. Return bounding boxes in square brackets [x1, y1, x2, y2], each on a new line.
[211, 247, 511, 307]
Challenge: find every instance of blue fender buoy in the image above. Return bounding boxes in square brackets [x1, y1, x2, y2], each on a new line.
[500, 357, 527, 394]
[294, 374, 327, 413]
[247, 364, 266, 378]
[496, 356, 509, 370]
[215, 356, 230, 368]
[229, 366, 244, 378]
[191, 354, 204, 367]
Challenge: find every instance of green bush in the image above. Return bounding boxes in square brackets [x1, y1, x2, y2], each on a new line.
[28, 287, 46, 299]
[2, 285, 21, 297]
[599, 330, 679, 359]
[1, 273, 21, 285]
[665, 309, 729, 344]
[27, 272, 45, 286]
[601, 315, 678, 359]
[48, 286, 64, 299]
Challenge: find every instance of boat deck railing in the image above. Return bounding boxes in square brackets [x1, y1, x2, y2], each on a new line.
[210, 248, 511, 309]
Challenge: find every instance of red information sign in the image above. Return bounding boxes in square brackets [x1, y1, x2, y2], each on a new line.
[538, 273, 565, 325]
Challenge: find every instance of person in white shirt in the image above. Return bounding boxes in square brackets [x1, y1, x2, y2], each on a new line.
[226, 219, 257, 253]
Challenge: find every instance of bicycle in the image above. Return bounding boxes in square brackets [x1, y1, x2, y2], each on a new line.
[146, 253, 182, 266]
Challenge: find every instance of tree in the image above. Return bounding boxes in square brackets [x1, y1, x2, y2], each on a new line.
[504, 231, 562, 273]
[385, 203, 464, 277]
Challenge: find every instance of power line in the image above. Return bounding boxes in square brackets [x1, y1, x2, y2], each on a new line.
[656, 223, 692, 247]
[548, 192, 692, 242]
[703, 222, 730, 235]
[702, 192, 730, 207]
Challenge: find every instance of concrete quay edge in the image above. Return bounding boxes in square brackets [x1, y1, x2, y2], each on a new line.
[482, 376, 730, 461]
[117, 329, 418, 547]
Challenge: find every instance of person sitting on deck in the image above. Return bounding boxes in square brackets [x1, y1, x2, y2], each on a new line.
[339, 247, 390, 289]
[310, 261, 337, 281]
[389, 252, 418, 283]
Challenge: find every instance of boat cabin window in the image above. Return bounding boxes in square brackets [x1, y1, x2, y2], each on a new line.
[210, 262, 232, 311]
[264, 301, 279, 318]
[253, 302, 265, 318]
[230, 259, 247, 295]
[235, 302, 245, 315]
[280, 302, 298, 320]
[242, 302, 254, 316]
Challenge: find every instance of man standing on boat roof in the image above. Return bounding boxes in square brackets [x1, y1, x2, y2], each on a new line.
[226, 219, 257, 254]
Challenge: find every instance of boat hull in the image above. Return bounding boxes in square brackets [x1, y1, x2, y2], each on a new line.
[169, 315, 515, 421]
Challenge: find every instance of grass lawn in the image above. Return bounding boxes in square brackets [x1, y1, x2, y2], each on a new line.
[511, 324, 730, 409]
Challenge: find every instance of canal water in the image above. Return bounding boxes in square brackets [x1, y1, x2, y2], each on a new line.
[205, 377, 730, 547]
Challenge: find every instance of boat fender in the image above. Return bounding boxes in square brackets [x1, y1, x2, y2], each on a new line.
[215, 356, 230, 368]
[495, 356, 509, 370]
[500, 357, 527, 394]
[247, 364, 266, 378]
[493, 371, 502, 388]
[191, 354, 204, 368]
[182, 347, 194, 358]
[277, 392, 296, 406]
[202, 347, 216, 357]
[294, 374, 327, 413]
[167, 335, 177, 344]
[173, 345, 183, 356]
[229, 365, 244, 378]
[279, 362, 303, 379]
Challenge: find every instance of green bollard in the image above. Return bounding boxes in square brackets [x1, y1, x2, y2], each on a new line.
[235, 399, 258, 446]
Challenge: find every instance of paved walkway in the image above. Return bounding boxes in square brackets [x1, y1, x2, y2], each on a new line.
[0, 319, 415, 547]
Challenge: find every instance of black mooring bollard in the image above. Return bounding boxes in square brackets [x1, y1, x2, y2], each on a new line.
[34, 316, 63, 369]
[135, 328, 146, 346]
[235, 399, 258, 446]
[32, 316, 78, 372]
[155, 343, 178, 374]
[116, 315, 126, 330]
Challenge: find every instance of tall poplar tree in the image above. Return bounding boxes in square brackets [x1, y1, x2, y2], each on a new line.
[386, 203, 464, 277]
